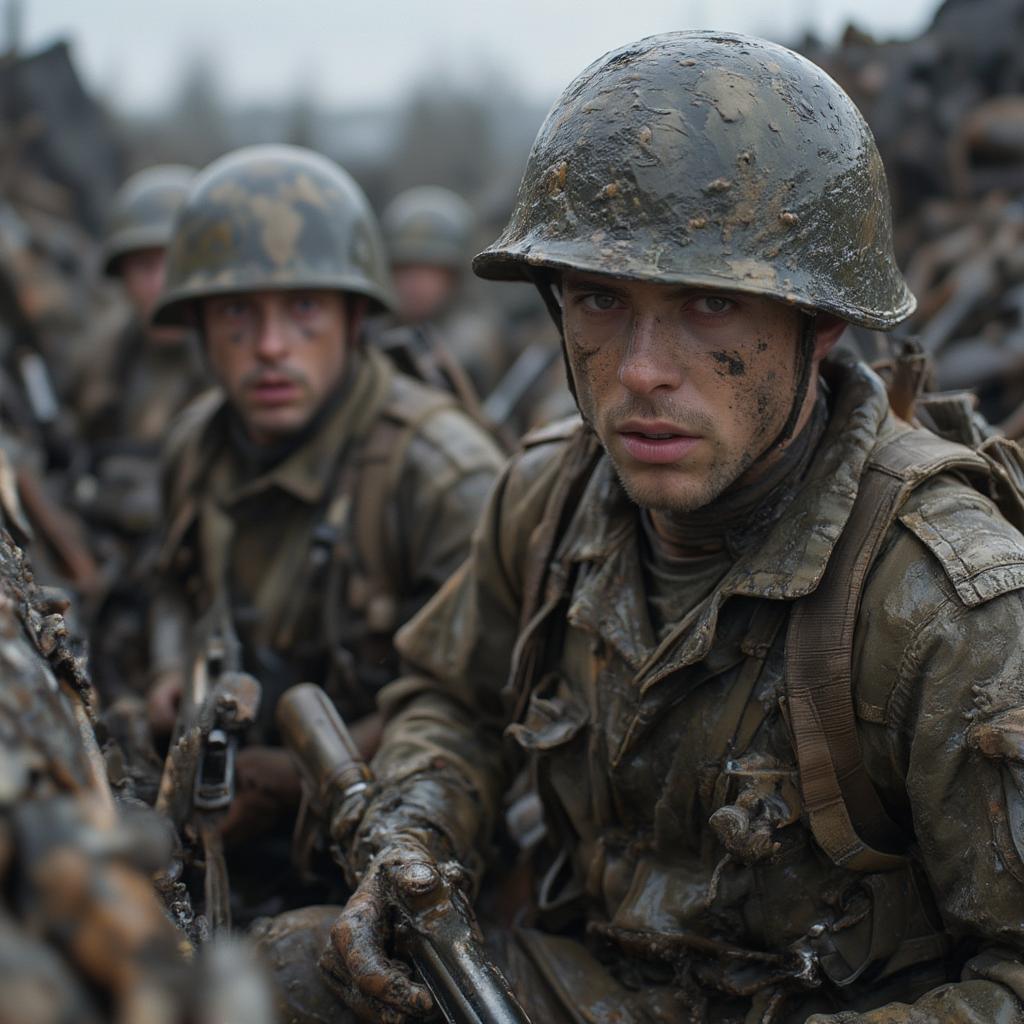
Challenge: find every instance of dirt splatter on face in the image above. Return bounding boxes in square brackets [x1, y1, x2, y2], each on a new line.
[561, 272, 807, 514]
[711, 350, 746, 376]
[202, 289, 350, 445]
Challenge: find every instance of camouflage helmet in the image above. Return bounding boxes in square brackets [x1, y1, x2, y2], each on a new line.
[153, 144, 395, 326]
[102, 164, 196, 276]
[474, 31, 915, 330]
[382, 186, 474, 269]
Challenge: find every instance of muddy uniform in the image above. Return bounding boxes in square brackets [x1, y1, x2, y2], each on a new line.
[157, 342, 503, 739]
[321, 31, 1024, 1024]
[361, 355, 1024, 1023]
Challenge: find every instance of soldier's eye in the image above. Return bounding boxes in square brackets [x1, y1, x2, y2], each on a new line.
[693, 295, 734, 314]
[581, 292, 621, 312]
[214, 299, 250, 320]
[291, 295, 322, 317]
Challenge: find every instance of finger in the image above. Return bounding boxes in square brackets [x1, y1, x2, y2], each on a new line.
[329, 895, 433, 1016]
[321, 931, 424, 1024]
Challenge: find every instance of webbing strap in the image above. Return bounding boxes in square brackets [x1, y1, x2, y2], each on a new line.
[508, 428, 601, 722]
[785, 464, 910, 872]
[351, 385, 455, 609]
[785, 424, 997, 872]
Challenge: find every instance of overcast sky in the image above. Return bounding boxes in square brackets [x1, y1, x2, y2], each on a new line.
[24, 0, 943, 113]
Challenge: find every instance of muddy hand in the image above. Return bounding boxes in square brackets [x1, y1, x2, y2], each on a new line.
[321, 840, 435, 1023]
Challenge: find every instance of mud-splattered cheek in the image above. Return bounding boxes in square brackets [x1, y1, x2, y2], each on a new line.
[565, 324, 613, 415]
[710, 350, 747, 378]
[751, 371, 781, 440]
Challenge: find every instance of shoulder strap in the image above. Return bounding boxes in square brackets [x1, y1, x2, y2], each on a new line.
[786, 426, 989, 872]
[352, 375, 456, 612]
[508, 426, 602, 721]
[158, 390, 226, 571]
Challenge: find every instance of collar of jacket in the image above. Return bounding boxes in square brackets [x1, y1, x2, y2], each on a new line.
[206, 345, 395, 509]
[556, 353, 894, 683]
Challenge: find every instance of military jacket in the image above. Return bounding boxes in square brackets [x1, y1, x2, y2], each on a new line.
[157, 346, 504, 735]
[374, 358, 1024, 1023]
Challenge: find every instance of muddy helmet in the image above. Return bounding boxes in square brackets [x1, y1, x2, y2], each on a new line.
[474, 31, 915, 329]
[102, 164, 196, 276]
[382, 186, 474, 269]
[153, 144, 395, 326]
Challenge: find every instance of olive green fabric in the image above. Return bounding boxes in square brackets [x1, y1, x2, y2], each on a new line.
[153, 145, 395, 324]
[75, 317, 208, 448]
[102, 164, 196, 275]
[474, 32, 915, 329]
[368, 356, 1024, 1021]
[382, 186, 473, 270]
[156, 347, 504, 729]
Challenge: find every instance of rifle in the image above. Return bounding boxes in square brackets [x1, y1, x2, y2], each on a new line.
[277, 683, 533, 1024]
[155, 596, 261, 935]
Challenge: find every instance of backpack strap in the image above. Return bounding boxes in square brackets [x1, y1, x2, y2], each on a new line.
[350, 375, 456, 624]
[508, 423, 602, 722]
[786, 426, 990, 872]
[304, 372, 457, 656]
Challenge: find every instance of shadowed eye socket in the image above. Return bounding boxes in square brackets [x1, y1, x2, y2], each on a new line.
[290, 293, 324, 316]
[691, 295, 734, 314]
[210, 296, 252, 320]
[578, 291, 624, 312]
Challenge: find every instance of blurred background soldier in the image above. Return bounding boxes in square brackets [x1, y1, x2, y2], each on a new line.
[75, 163, 206, 445]
[70, 164, 210, 702]
[145, 144, 503, 921]
[378, 184, 508, 405]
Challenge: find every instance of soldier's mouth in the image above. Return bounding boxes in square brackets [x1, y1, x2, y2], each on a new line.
[249, 378, 301, 405]
[617, 421, 701, 464]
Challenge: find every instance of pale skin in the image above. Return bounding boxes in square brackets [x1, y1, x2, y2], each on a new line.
[147, 289, 380, 835]
[118, 247, 186, 345]
[391, 264, 458, 323]
[560, 272, 845, 550]
[201, 289, 363, 446]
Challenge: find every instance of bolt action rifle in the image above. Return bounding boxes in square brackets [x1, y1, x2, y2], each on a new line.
[277, 683, 533, 1024]
[155, 596, 261, 935]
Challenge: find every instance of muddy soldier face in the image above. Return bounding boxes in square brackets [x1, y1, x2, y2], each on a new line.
[315, 31, 1024, 1024]
[201, 290, 353, 444]
[149, 146, 503, 866]
[559, 275, 843, 514]
[155, 146, 394, 439]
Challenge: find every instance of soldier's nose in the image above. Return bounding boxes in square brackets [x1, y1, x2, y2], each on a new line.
[254, 312, 291, 360]
[618, 316, 684, 395]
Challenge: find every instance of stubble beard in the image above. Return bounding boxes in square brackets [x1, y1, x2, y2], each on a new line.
[606, 439, 754, 515]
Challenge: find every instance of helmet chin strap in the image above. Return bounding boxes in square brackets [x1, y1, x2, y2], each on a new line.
[527, 268, 579, 405]
[762, 311, 818, 458]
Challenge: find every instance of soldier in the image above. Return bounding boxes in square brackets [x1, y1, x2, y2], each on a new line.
[319, 32, 1024, 1024]
[146, 146, 503, 859]
[77, 164, 206, 446]
[378, 185, 509, 406]
[73, 165, 209, 699]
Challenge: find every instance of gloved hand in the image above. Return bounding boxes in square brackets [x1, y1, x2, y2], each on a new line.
[220, 745, 301, 843]
[320, 835, 442, 1024]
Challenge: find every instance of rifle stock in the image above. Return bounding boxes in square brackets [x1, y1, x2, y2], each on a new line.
[276, 683, 533, 1024]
